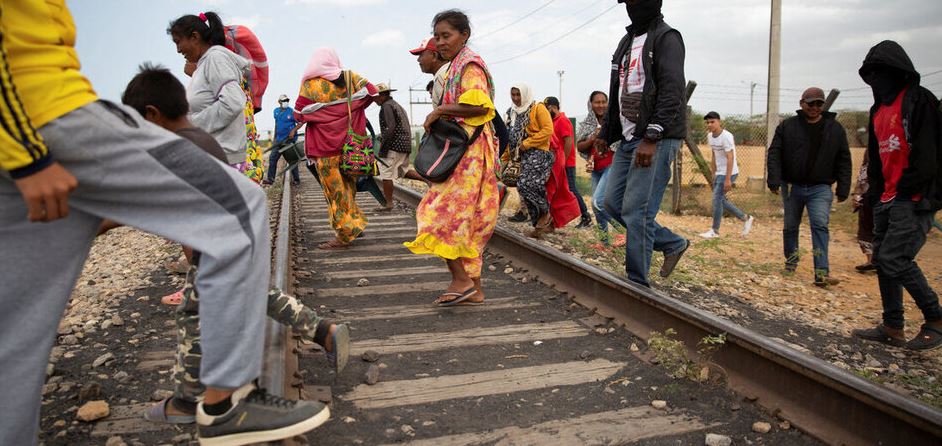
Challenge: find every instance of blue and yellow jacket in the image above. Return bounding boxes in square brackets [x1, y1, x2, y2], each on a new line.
[0, 0, 97, 179]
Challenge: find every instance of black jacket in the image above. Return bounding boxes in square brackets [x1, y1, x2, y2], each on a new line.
[766, 111, 852, 200]
[600, 17, 687, 145]
[860, 41, 942, 211]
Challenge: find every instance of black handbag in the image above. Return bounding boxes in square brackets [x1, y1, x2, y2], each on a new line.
[414, 118, 484, 183]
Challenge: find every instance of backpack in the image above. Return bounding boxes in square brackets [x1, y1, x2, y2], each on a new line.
[224, 25, 268, 113]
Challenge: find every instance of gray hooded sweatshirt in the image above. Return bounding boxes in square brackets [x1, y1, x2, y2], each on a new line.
[187, 45, 250, 164]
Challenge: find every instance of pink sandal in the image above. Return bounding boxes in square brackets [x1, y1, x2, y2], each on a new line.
[160, 289, 184, 306]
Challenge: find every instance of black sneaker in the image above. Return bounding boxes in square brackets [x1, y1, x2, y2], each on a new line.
[852, 325, 906, 347]
[508, 211, 528, 223]
[659, 239, 690, 278]
[906, 324, 942, 351]
[197, 383, 330, 446]
[577, 215, 593, 228]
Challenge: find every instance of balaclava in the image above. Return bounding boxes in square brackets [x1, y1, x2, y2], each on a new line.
[625, 0, 663, 34]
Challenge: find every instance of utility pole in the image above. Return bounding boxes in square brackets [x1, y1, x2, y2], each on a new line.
[764, 0, 781, 182]
[557, 70, 564, 104]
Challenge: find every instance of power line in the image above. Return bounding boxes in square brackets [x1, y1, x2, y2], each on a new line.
[473, 0, 558, 41]
[490, 3, 618, 65]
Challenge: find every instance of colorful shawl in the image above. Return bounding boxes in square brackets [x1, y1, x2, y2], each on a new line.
[441, 45, 495, 124]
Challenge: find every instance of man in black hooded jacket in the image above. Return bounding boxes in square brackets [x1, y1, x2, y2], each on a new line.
[597, 0, 689, 287]
[851, 40, 942, 351]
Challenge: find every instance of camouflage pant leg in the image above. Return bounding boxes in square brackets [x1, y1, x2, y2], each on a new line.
[266, 287, 327, 343]
[172, 266, 204, 403]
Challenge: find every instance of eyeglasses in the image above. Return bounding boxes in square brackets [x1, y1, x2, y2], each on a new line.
[279, 100, 289, 103]
[805, 100, 825, 108]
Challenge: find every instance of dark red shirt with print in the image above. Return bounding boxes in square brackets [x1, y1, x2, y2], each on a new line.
[875, 88, 920, 203]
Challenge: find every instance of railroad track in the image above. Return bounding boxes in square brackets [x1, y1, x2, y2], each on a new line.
[43, 173, 941, 445]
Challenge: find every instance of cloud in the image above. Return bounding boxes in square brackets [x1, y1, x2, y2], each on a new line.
[362, 29, 405, 48]
[285, 0, 385, 5]
[228, 15, 261, 29]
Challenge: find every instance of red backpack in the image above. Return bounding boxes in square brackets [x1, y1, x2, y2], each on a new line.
[224, 25, 268, 113]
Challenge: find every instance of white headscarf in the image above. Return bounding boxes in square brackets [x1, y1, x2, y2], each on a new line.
[508, 83, 534, 126]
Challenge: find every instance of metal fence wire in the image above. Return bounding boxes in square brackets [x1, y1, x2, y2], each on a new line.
[670, 109, 869, 218]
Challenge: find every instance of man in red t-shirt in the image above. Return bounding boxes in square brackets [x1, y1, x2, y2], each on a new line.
[852, 41, 942, 351]
[544, 97, 592, 227]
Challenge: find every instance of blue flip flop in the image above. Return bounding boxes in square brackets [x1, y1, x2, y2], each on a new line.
[437, 288, 479, 307]
[143, 397, 195, 425]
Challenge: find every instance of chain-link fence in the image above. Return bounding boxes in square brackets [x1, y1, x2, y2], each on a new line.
[669, 109, 870, 217]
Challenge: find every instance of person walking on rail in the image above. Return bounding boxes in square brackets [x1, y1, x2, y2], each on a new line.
[294, 47, 375, 250]
[766, 87, 852, 288]
[118, 64, 351, 424]
[169, 12, 264, 183]
[405, 9, 498, 307]
[264, 94, 303, 185]
[598, 0, 690, 288]
[504, 84, 555, 238]
[852, 40, 942, 351]
[374, 83, 423, 211]
[576, 91, 619, 244]
[0, 2, 330, 444]
[545, 96, 593, 228]
[699, 111, 755, 239]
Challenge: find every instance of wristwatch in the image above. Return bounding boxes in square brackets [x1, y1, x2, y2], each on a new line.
[643, 127, 661, 143]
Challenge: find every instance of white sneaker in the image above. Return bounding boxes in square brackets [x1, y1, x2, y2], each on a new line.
[699, 229, 719, 239]
[742, 215, 755, 236]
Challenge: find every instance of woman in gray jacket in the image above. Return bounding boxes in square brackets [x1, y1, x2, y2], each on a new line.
[169, 12, 251, 170]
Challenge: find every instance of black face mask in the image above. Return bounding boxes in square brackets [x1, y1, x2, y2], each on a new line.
[862, 66, 907, 105]
[625, 0, 662, 33]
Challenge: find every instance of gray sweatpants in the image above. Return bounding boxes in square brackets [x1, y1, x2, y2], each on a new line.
[0, 101, 269, 445]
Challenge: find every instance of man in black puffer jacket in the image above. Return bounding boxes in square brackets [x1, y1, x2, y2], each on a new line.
[851, 40, 942, 351]
[767, 87, 852, 287]
[597, 0, 689, 288]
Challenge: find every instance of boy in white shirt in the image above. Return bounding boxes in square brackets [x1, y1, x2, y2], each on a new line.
[701, 111, 754, 238]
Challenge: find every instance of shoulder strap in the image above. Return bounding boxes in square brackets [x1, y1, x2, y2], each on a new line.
[468, 124, 484, 145]
[344, 71, 353, 129]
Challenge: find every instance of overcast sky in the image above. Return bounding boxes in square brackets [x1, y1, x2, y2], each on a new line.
[70, 0, 942, 136]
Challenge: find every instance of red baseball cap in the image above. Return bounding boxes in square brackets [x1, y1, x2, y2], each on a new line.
[409, 37, 437, 55]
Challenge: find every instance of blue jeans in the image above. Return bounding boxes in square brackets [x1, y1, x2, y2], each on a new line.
[591, 166, 613, 232]
[604, 138, 687, 287]
[782, 183, 832, 276]
[711, 174, 747, 232]
[266, 140, 301, 183]
[565, 166, 590, 219]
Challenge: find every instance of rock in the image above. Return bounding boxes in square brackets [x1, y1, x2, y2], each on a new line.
[865, 355, 882, 368]
[53, 420, 67, 428]
[400, 424, 415, 436]
[698, 367, 710, 382]
[60, 335, 79, 345]
[57, 322, 73, 335]
[92, 353, 115, 368]
[111, 315, 125, 326]
[113, 371, 130, 383]
[129, 312, 141, 319]
[46, 363, 55, 377]
[342, 416, 356, 423]
[504, 267, 514, 274]
[364, 364, 380, 385]
[151, 389, 174, 401]
[488, 265, 497, 271]
[105, 436, 127, 446]
[705, 433, 732, 446]
[651, 400, 668, 410]
[361, 351, 380, 363]
[100, 320, 113, 330]
[579, 350, 592, 360]
[629, 343, 640, 352]
[752, 421, 772, 433]
[42, 383, 59, 396]
[78, 382, 101, 400]
[356, 278, 369, 287]
[171, 433, 192, 443]
[76, 400, 110, 422]
[778, 420, 791, 430]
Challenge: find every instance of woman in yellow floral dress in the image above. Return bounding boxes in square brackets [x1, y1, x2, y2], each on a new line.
[404, 10, 498, 306]
[294, 48, 376, 249]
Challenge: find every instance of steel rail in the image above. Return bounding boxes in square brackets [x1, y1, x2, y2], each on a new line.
[394, 184, 942, 445]
[260, 176, 292, 397]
